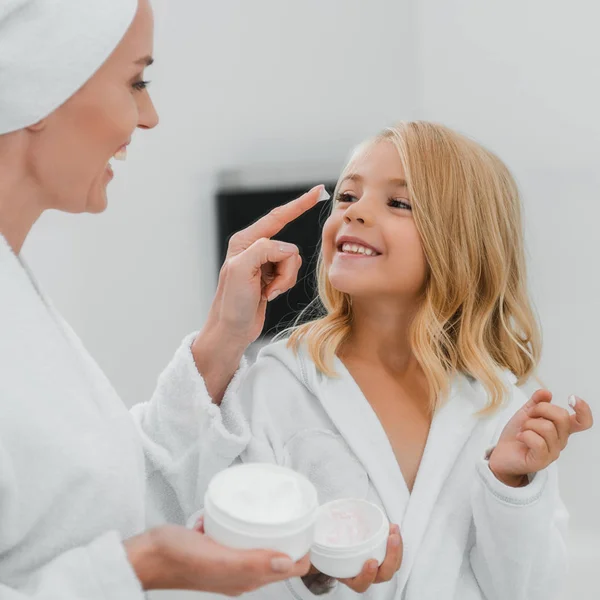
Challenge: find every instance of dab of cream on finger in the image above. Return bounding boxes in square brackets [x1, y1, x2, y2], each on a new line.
[318, 188, 331, 202]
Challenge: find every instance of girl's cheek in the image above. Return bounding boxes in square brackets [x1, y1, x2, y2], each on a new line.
[321, 217, 338, 261]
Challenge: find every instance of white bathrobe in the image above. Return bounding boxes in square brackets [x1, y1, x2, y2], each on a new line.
[0, 235, 250, 599]
[231, 339, 569, 600]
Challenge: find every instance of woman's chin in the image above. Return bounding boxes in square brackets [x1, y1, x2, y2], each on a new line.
[85, 187, 109, 214]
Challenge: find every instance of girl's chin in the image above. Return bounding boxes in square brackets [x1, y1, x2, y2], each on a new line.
[327, 272, 371, 297]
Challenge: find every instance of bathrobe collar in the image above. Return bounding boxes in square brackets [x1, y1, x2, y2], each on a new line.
[316, 356, 489, 594]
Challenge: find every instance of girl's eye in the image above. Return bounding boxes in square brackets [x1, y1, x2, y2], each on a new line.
[132, 80, 151, 92]
[335, 192, 357, 203]
[389, 199, 412, 210]
[335, 192, 412, 211]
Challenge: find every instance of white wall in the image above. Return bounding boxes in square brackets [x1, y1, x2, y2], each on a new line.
[22, 0, 598, 597]
[415, 0, 600, 596]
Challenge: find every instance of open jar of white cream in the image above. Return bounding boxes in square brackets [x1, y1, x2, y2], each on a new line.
[203, 463, 319, 561]
[310, 498, 389, 578]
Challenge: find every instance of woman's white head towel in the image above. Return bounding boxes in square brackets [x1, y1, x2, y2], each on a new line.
[0, 0, 138, 135]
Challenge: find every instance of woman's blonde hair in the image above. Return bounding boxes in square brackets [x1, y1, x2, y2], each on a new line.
[286, 121, 541, 414]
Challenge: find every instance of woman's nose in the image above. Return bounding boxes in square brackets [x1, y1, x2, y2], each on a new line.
[138, 93, 159, 130]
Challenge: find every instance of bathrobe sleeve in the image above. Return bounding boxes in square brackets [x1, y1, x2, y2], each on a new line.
[130, 332, 251, 521]
[0, 531, 144, 600]
[469, 387, 569, 600]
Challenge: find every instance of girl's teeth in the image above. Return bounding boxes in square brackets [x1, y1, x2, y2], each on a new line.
[341, 243, 377, 256]
[113, 147, 127, 161]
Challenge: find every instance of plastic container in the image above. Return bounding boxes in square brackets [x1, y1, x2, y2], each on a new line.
[310, 498, 389, 579]
[203, 463, 319, 561]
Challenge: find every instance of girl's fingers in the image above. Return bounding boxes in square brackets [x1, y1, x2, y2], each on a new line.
[374, 525, 402, 583]
[520, 418, 560, 458]
[392, 524, 403, 572]
[527, 403, 570, 448]
[568, 396, 594, 434]
[339, 560, 378, 593]
[341, 524, 403, 589]
[522, 389, 553, 413]
[516, 429, 550, 464]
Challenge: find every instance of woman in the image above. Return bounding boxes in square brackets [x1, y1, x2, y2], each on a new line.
[0, 0, 316, 596]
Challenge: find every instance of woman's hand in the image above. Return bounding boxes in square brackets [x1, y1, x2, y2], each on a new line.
[489, 390, 594, 487]
[125, 524, 311, 596]
[205, 183, 324, 344]
[192, 184, 325, 403]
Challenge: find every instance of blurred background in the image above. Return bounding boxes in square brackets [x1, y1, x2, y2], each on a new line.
[22, 0, 599, 597]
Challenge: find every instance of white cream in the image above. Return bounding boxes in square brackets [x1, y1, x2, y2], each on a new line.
[203, 464, 319, 561]
[318, 188, 331, 202]
[310, 498, 389, 578]
[315, 505, 372, 546]
[210, 465, 311, 524]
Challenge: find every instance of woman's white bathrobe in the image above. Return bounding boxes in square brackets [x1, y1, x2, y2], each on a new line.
[233, 340, 569, 600]
[0, 235, 250, 599]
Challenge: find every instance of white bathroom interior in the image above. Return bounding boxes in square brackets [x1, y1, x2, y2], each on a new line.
[22, 1, 599, 598]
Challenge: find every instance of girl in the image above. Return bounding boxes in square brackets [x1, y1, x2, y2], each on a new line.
[228, 121, 593, 599]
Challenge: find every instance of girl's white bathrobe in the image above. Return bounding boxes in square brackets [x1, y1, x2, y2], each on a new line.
[0, 235, 250, 599]
[234, 339, 569, 600]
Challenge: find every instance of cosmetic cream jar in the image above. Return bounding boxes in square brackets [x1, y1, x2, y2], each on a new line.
[309, 498, 389, 579]
[203, 463, 319, 561]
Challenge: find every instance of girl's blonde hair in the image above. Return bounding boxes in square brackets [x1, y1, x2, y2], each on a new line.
[286, 121, 541, 414]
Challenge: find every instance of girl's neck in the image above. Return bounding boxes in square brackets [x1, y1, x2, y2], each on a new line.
[339, 296, 421, 377]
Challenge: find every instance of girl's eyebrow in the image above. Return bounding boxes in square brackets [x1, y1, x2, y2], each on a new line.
[340, 173, 408, 188]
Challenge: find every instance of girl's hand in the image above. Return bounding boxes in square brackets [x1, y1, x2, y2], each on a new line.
[489, 390, 593, 487]
[337, 524, 403, 593]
